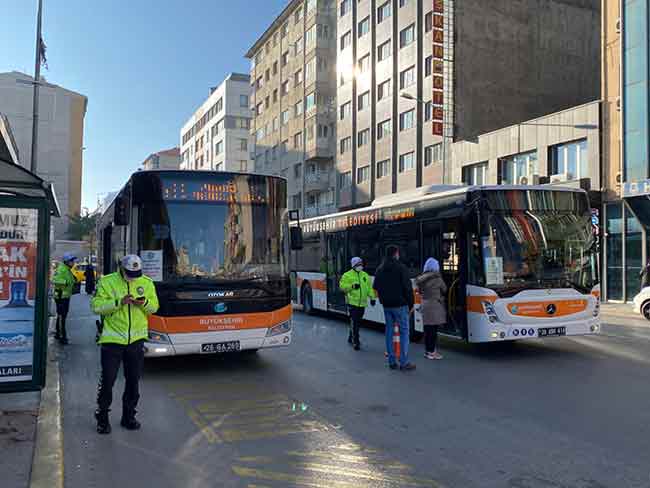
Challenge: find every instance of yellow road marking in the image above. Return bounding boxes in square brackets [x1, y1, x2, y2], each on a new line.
[285, 450, 412, 471]
[221, 422, 327, 442]
[186, 408, 221, 444]
[237, 456, 275, 464]
[233, 466, 371, 488]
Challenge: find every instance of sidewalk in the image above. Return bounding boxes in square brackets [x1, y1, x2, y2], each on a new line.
[600, 303, 650, 328]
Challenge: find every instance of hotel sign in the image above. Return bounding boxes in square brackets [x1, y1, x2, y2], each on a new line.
[432, 0, 445, 137]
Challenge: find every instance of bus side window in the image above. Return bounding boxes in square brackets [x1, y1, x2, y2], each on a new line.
[349, 227, 380, 275]
[382, 222, 420, 277]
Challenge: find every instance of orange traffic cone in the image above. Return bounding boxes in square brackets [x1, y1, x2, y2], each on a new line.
[392, 322, 400, 362]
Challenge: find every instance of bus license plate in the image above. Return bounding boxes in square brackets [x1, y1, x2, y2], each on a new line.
[538, 327, 566, 337]
[201, 341, 241, 354]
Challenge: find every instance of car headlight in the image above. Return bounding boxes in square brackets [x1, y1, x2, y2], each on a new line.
[266, 321, 292, 337]
[482, 301, 499, 323]
[148, 331, 170, 343]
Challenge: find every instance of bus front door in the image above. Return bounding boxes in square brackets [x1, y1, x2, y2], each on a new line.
[326, 232, 347, 313]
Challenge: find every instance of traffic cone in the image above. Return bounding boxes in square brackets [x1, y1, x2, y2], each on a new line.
[393, 322, 400, 362]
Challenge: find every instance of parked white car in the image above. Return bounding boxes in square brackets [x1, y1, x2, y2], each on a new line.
[632, 287, 650, 319]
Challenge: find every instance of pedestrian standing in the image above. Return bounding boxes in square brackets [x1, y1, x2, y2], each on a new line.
[373, 245, 416, 371]
[339, 257, 376, 350]
[52, 253, 78, 345]
[640, 259, 650, 290]
[85, 262, 96, 295]
[416, 258, 446, 360]
[91, 255, 159, 434]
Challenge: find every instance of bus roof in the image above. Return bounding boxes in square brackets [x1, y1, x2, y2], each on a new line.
[298, 184, 587, 225]
[133, 169, 287, 182]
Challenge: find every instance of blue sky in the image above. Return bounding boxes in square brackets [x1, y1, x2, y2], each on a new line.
[0, 0, 286, 209]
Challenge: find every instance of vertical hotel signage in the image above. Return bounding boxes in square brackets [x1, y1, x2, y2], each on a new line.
[432, 0, 445, 136]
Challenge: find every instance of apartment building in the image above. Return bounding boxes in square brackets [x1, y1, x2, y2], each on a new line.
[246, 0, 338, 217]
[600, 0, 650, 302]
[336, 0, 600, 209]
[180, 73, 252, 172]
[0, 71, 87, 241]
[142, 147, 181, 171]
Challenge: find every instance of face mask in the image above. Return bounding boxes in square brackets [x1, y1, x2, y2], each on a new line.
[355, 265, 363, 272]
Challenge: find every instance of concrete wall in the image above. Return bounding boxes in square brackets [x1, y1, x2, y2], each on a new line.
[0, 72, 87, 240]
[454, 0, 601, 142]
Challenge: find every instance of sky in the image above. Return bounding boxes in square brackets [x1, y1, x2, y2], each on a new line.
[0, 0, 287, 210]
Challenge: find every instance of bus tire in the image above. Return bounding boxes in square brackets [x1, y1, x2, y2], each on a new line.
[302, 283, 314, 315]
[642, 301, 650, 321]
[409, 315, 423, 343]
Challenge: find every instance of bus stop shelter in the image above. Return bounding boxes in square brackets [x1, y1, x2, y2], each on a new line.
[0, 116, 60, 393]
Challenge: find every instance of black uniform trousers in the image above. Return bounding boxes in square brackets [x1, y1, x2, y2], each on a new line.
[54, 297, 70, 339]
[348, 305, 365, 346]
[97, 340, 145, 416]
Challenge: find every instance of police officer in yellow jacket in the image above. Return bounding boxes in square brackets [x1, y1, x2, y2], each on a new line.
[51, 253, 78, 344]
[339, 257, 376, 350]
[91, 255, 159, 434]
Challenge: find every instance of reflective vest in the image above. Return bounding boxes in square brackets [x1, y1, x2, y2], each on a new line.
[91, 272, 159, 345]
[339, 269, 376, 308]
[52, 263, 76, 299]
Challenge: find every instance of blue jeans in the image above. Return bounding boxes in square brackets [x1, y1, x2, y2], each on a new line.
[383, 306, 410, 367]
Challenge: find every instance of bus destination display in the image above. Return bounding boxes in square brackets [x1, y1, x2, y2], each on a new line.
[162, 179, 267, 204]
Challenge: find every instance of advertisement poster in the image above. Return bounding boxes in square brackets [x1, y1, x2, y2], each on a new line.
[141, 250, 163, 281]
[0, 208, 38, 383]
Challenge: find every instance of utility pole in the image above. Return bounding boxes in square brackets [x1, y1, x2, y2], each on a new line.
[30, 0, 43, 173]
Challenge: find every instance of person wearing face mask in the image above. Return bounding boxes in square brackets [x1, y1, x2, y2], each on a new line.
[339, 257, 376, 350]
[90, 255, 159, 434]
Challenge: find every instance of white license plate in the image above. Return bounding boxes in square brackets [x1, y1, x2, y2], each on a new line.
[201, 341, 241, 354]
[538, 327, 566, 337]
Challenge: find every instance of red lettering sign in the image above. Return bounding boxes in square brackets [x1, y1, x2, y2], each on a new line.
[432, 122, 443, 136]
[433, 14, 444, 29]
[432, 90, 444, 105]
[433, 75, 444, 90]
[433, 28, 444, 44]
[433, 45, 444, 59]
[433, 107, 444, 121]
[433, 0, 444, 13]
[433, 59, 444, 75]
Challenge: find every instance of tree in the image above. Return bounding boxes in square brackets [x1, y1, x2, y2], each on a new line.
[67, 211, 98, 251]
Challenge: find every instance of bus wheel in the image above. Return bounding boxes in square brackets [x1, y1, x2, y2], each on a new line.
[302, 284, 314, 315]
[642, 301, 650, 321]
[409, 315, 423, 343]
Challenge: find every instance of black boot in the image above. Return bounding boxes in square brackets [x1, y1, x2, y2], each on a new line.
[95, 409, 111, 434]
[54, 316, 61, 340]
[121, 410, 141, 431]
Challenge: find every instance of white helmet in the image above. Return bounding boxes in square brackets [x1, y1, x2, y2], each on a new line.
[120, 255, 143, 279]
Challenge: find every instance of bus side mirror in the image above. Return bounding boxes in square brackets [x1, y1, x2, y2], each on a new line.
[290, 226, 303, 250]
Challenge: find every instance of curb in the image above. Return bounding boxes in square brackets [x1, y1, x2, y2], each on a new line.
[29, 322, 63, 488]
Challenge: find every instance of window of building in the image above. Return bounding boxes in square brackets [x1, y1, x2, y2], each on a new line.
[215, 140, 224, 155]
[378, 1, 391, 23]
[358, 128, 370, 147]
[424, 143, 442, 166]
[294, 163, 302, 179]
[549, 139, 588, 179]
[318, 124, 329, 138]
[339, 171, 352, 188]
[358, 91, 370, 111]
[358, 54, 371, 73]
[295, 132, 303, 149]
[282, 51, 289, 66]
[306, 25, 317, 47]
[378, 79, 391, 101]
[377, 159, 390, 178]
[399, 109, 415, 131]
[340, 0, 351, 16]
[340, 136, 352, 154]
[357, 165, 370, 183]
[340, 101, 352, 120]
[240, 95, 249, 107]
[305, 125, 315, 141]
[341, 30, 352, 50]
[377, 119, 392, 140]
[425, 56, 433, 77]
[498, 151, 538, 184]
[295, 69, 303, 85]
[399, 0, 409, 6]
[281, 139, 289, 154]
[307, 0, 317, 14]
[265, 69, 271, 82]
[265, 96, 270, 109]
[282, 23, 289, 38]
[400, 65, 416, 89]
[295, 37, 303, 55]
[399, 152, 415, 172]
[273, 89, 278, 103]
[424, 101, 433, 121]
[238, 139, 248, 151]
[400, 24, 415, 48]
[295, 6, 303, 23]
[292, 193, 302, 210]
[281, 109, 290, 125]
[256, 103, 263, 116]
[358, 16, 370, 38]
[425, 12, 433, 32]
[215, 162, 223, 171]
[295, 100, 303, 116]
[305, 92, 316, 112]
[305, 58, 316, 81]
[273, 61, 278, 75]
[462, 162, 488, 185]
[282, 80, 289, 95]
[378, 40, 391, 61]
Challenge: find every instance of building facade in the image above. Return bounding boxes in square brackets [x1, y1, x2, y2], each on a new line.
[246, 0, 338, 217]
[142, 147, 181, 171]
[336, 0, 601, 209]
[601, 0, 650, 302]
[0, 71, 87, 241]
[180, 73, 253, 173]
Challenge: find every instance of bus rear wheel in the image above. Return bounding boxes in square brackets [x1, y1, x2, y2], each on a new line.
[302, 284, 314, 315]
[642, 301, 650, 321]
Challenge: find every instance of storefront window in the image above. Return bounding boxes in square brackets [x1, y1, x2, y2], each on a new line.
[626, 206, 644, 296]
[606, 203, 623, 300]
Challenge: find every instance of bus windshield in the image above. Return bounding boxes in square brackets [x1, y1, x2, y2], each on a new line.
[479, 210, 598, 295]
[139, 174, 287, 283]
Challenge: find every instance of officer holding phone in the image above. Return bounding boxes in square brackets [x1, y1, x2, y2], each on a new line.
[91, 255, 159, 434]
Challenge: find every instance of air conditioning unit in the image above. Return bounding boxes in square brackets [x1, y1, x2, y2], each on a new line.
[518, 175, 541, 185]
[550, 172, 575, 183]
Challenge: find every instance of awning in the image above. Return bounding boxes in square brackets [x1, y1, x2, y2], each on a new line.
[0, 159, 61, 217]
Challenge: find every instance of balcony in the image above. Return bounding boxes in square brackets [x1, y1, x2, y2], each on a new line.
[304, 170, 331, 193]
[304, 204, 336, 218]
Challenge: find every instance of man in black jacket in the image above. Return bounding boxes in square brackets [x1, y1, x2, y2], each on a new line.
[373, 245, 416, 371]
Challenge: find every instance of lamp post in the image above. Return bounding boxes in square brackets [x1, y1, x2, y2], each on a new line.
[31, 0, 44, 174]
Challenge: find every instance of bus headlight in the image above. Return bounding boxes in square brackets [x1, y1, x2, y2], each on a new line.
[482, 301, 500, 323]
[148, 331, 170, 343]
[266, 321, 292, 337]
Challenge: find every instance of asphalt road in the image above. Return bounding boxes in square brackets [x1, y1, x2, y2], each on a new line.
[59, 295, 650, 488]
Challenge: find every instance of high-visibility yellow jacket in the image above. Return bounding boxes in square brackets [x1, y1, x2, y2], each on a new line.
[52, 263, 76, 299]
[339, 269, 376, 308]
[91, 271, 159, 345]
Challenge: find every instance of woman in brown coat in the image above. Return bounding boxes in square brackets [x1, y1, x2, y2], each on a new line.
[416, 258, 447, 360]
